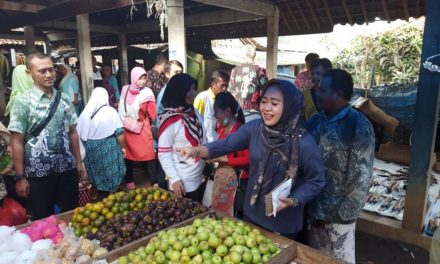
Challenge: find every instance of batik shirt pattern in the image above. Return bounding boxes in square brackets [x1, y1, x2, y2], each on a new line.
[305, 105, 375, 223]
[145, 69, 167, 99]
[228, 63, 267, 111]
[8, 87, 78, 178]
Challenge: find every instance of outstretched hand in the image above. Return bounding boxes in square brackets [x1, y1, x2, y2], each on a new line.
[175, 147, 199, 159]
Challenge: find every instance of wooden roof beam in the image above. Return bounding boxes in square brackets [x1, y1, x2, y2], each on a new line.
[341, 0, 354, 25]
[191, 0, 274, 17]
[294, 0, 311, 30]
[381, 0, 391, 23]
[322, 0, 334, 25]
[123, 9, 264, 33]
[1, 0, 141, 30]
[360, 0, 369, 25]
[38, 21, 119, 34]
[284, 2, 300, 30]
[402, 0, 409, 21]
[306, 0, 320, 28]
[279, 10, 292, 32]
[0, 1, 44, 13]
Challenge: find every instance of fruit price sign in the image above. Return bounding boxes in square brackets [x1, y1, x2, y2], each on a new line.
[104, 216, 296, 264]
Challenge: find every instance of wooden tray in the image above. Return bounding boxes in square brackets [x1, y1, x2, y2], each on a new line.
[97, 211, 212, 262]
[101, 213, 296, 264]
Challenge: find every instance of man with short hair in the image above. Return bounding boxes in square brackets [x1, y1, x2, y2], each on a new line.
[295, 53, 319, 92]
[194, 70, 229, 142]
[8, 52, 84, 220]
[146, 54, 168, 98]
[305, 69, 374, 264]
[228, 44, 267, 112]
[303, 58, 333, 119]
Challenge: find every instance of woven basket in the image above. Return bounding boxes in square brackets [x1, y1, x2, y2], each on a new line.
[78, 183, 92, 206]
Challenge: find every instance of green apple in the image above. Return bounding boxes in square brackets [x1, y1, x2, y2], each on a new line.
[208, 235, 221, 248]
[193, 218, 203, 227]
[187, 226, 197, 235]
[212, 255, 222, 264]
[145, 243, 156, 254]
[180, 255, 191, 264]
[159, 241, 169, 252]
[128, 252, 137, 262]
[192, 254, 203, 264]
[216, 245, 228, 257]
[216, 229, 229, 240]
[167, 235, 178, 245]
[197, 231, 209, 241]
[117, 256, 128, 264]
[198, 241, 210, 251]
[182, 248, 189, 256]
[187, 245, 200, 257]
[234, 235, 245, 246]
[154, 251, 166, 264]
[223, 254, 231, 262]
[245, 237, 256, 248]
[252, 253, 262, 264]
[173, 241, 183, 251]
[230, 251, 242, 264]
[182, 237, 191, 248]
[242, 251, 253, 264]
[202, 250, 213, 260]
[262, 254, 271, 262]
[268, 242, 278, 254]
[191, 236, 199, 246]
[224, 237, 235, 248]
[169, 250, 181, 261]
[258, 243, 269, 255]
[230, 245, 244, 254]
[158, 230, 166, 238]
[250, 247, 260, 255]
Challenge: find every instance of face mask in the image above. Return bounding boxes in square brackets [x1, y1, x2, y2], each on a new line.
[222, 117, 229, 127]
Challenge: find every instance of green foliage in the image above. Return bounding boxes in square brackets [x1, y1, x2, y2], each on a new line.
[333, 26, 422, 86]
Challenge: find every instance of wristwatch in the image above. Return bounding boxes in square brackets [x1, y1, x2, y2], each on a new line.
[12, 174, 26, 181]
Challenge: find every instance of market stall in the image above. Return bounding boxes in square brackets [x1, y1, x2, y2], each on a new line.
[0, 187, 342, 264]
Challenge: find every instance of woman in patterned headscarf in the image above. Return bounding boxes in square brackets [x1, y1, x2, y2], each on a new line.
[176, 79, 325, 239]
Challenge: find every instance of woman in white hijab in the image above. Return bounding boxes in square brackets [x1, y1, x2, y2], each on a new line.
[76, 88, 126, 195]
[60, 64, 82, 115]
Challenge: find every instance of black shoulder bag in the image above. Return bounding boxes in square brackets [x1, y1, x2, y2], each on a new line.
[29, 91, 62, 139]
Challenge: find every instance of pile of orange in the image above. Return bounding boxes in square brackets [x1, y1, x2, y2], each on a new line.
[70, 187, 170, 236]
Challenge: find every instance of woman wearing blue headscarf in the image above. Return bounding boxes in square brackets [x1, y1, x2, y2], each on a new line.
[177, 79, 325, 239]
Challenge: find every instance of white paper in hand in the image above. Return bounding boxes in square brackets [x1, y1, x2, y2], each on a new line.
[272, 178, 292, 217]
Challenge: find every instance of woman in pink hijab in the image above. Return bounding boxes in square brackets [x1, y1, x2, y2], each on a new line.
[119, 67, 157, 189]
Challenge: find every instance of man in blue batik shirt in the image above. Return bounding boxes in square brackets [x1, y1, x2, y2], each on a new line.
[305, 69, 375, 264]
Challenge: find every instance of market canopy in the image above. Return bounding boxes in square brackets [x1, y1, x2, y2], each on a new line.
[0, 0, 426, 48]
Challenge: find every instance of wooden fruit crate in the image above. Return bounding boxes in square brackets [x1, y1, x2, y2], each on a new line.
[293, 243, 344, 264]
[97, 211, 212, 262]
[101, 214, 296, 264]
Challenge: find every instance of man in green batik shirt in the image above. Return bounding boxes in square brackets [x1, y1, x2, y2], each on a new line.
[8, 52, 85, 220]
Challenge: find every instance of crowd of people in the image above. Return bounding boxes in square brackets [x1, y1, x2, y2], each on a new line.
[0, 46, 376, 264]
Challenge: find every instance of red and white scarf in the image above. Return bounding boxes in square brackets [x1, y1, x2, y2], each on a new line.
[158, 107, 203, 147]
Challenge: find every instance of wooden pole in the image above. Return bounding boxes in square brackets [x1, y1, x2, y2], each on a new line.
[403, 0, 440, 232]
[76, 14, 93, 103]
[167, 0, 187, 71]
[266, 6, 279, 80]
[118, 33, 128, 86]
[24, 26, 36, 55]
